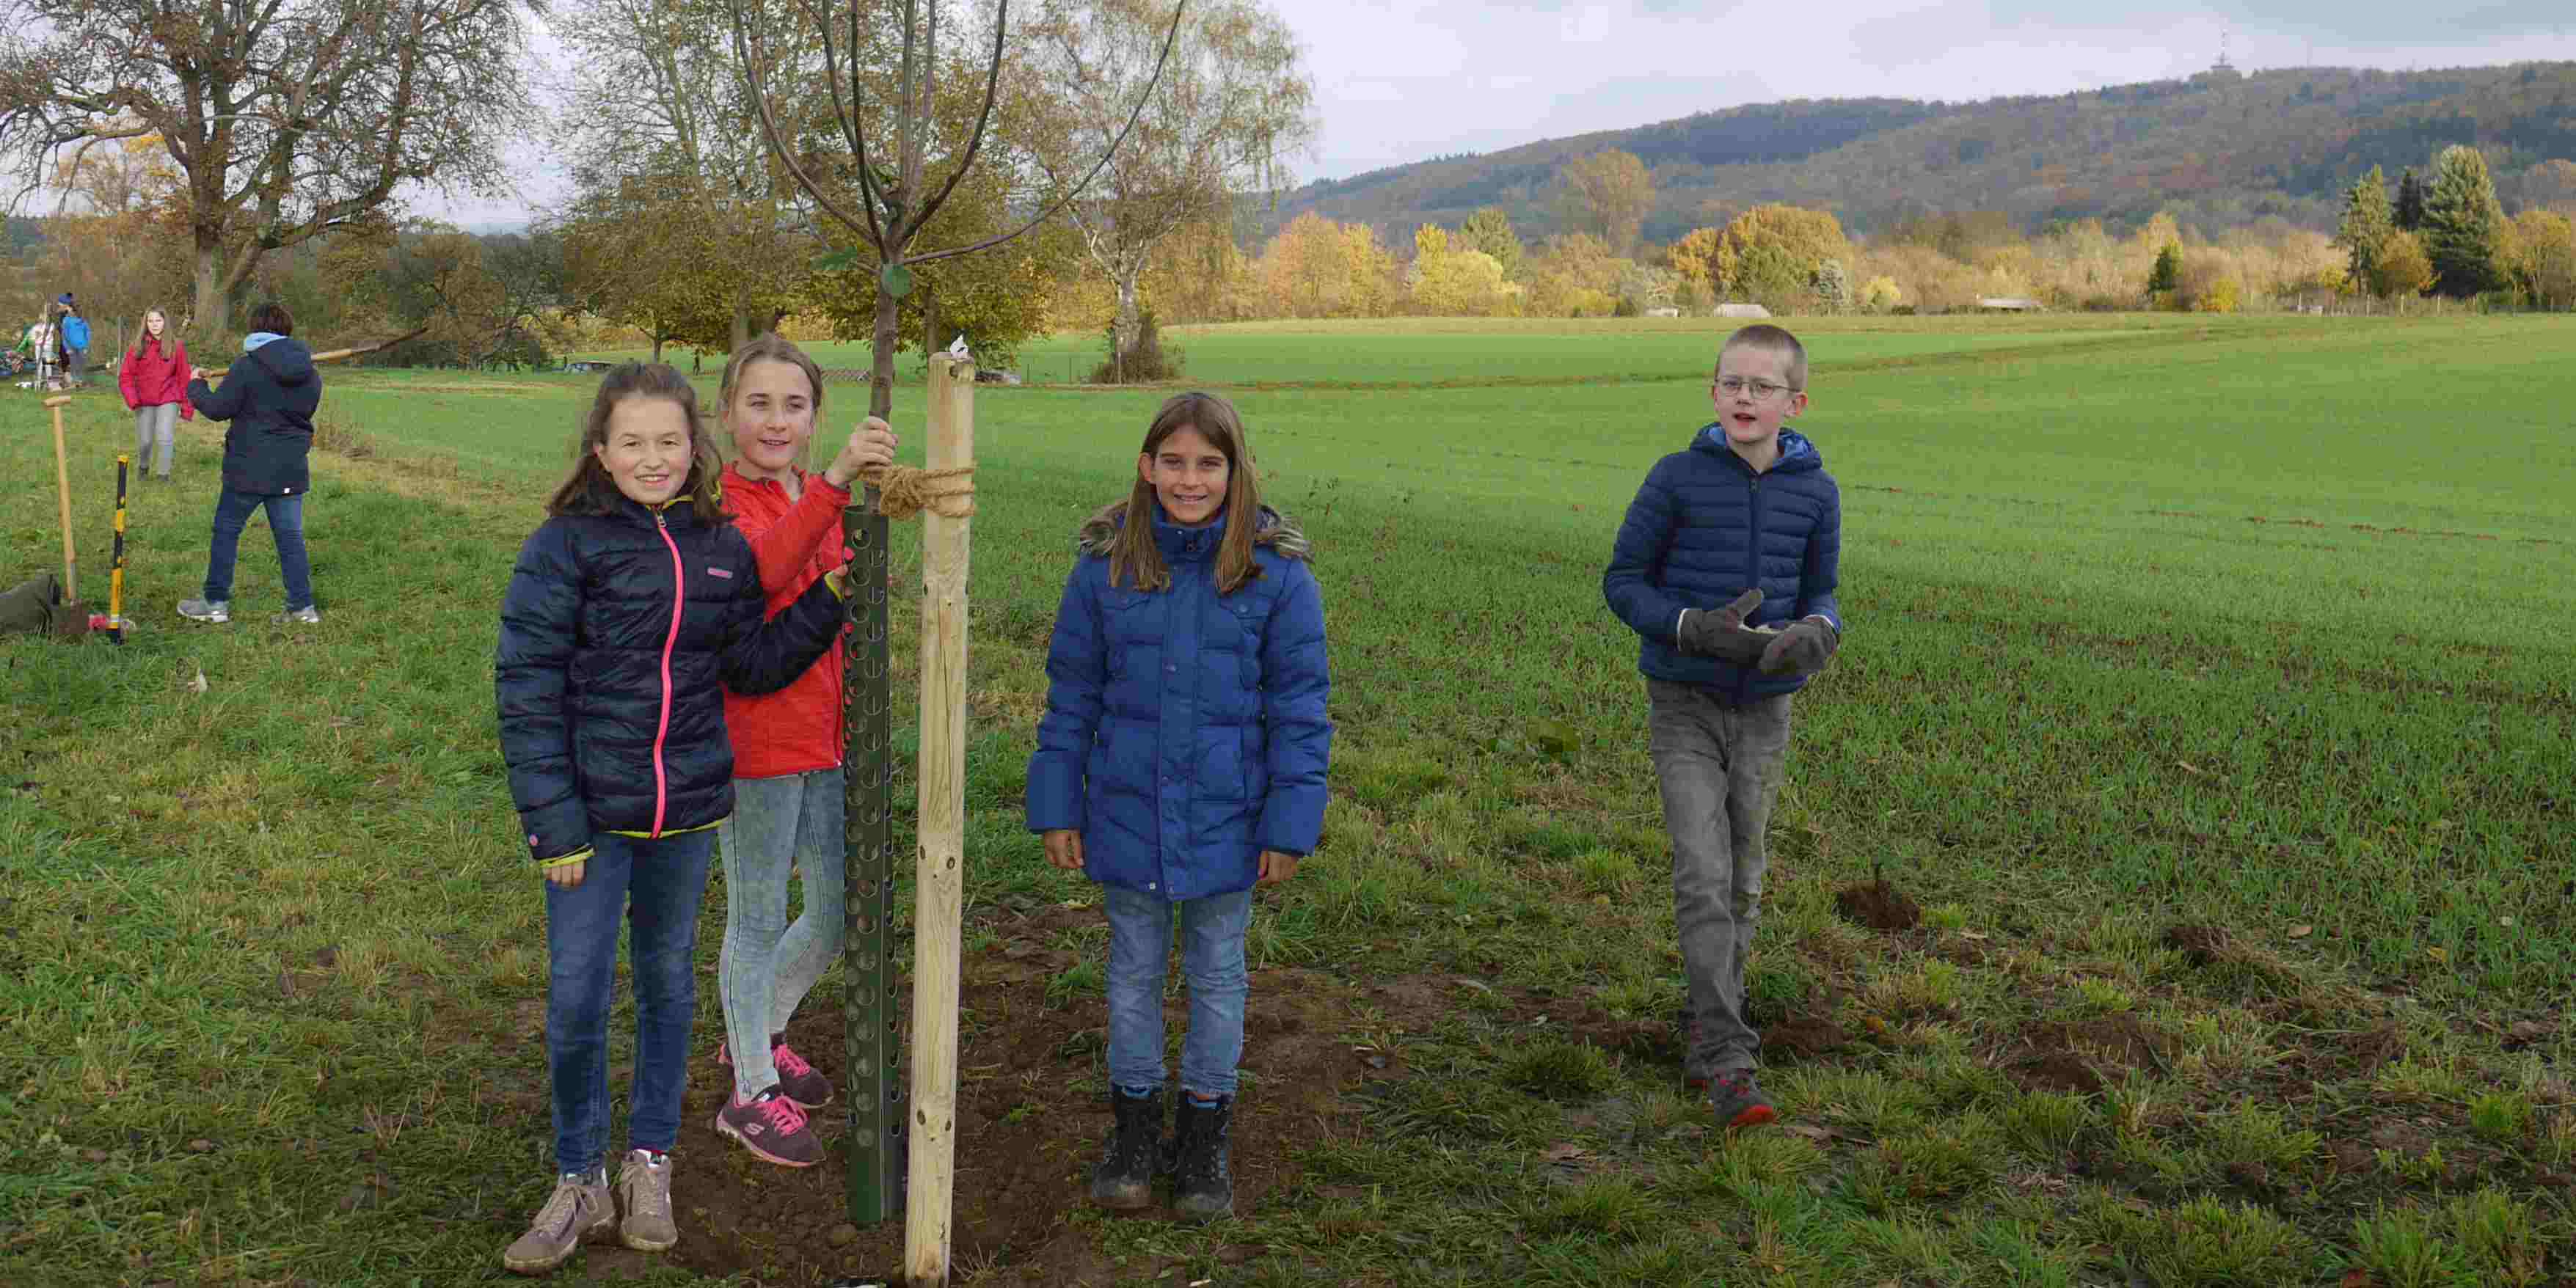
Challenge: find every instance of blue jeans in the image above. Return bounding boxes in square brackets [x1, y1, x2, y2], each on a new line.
[717, 769, 847, 1101]
[1103, 885, 1254, 1098]
[545, 829, 716, 1174]
[202, 489, 313, 611]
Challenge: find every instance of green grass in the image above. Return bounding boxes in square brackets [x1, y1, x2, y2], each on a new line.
[4, 313, 2573, 1285]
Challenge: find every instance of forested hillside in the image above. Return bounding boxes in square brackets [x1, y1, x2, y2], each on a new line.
[1260, 62, 2576, 244]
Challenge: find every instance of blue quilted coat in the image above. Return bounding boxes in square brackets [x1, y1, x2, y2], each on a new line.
[1026, 501, 1332, 901]
[1603, 426, 1843, 700]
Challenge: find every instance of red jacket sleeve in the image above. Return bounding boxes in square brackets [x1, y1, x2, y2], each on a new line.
[738, 475, 852, 596]
[118, 351, 139, 409]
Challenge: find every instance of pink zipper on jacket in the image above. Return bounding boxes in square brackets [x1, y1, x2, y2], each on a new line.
[649, 508, 687, 837]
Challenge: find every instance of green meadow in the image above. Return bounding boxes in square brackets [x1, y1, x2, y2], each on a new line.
[3, 314, 2571, 1285]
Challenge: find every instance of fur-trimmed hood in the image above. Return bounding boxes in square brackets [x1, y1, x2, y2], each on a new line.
[1076, 500, 1312, 561]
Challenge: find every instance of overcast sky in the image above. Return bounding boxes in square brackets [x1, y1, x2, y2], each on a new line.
[407, 0, 2576, 228]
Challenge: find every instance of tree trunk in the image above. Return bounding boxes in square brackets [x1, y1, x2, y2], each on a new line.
[731, 299, 753, 353]
[652, 335, 665, 362]
[869, 277, 901, 420]
[1112, 269, 1142, 371]
[193, 246, 227, 340]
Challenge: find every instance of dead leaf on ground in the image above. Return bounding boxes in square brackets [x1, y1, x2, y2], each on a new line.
[2289, 925, 2314, 939]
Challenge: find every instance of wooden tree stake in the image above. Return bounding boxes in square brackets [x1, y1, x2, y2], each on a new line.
[46, 395, 76, 601]
[905, 355, 974, 1286]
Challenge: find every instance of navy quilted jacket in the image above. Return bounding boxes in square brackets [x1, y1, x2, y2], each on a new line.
[495, 496, 846, 865]
[1025, 501, 1333, 901]
[1604, 426, 1843, 700]
[188, 337, 321, 496]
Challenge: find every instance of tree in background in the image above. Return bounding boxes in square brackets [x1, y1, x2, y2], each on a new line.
[1716, 205, 1851, 304]
[1459, 207, 1523, 279]
[29, 136, 192, 339]
[324, 221, 571, 367]
[1811, 258, 1851, 312]
[2394, 167, 2426, 232]
[1024, 0, 1313, 378]
[2368, 229, 2434, 299]
[2421, 145, 2511, 299]
[2145, 241, 2183, 302]
[1256, 212, 1393, 317]
[1519, 233, 1623, 316]
[1666, 227, 1732, 301]
[2333, 167, 2394, 293]
[1410, 228, 1515, 316]
[2511, 208, 2576, 309]
[1550, 150, 1652, 255]
[554, 0, 810, 355]
[0, 0, 533, 331]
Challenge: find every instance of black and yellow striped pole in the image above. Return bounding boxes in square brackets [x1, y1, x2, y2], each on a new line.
[109, 455, 128, 645]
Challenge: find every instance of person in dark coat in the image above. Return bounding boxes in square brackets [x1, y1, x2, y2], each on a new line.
[1603, 323, 1844, 1133]
[494, 362, 847, 1274]
[1026, 391, 1333, 1223]
[175, 301, 324, 624]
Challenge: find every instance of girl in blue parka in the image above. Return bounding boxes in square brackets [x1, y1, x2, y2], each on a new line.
[1026, 390, 1332, 1223]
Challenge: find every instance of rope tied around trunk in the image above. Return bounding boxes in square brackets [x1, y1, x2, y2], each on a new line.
[858, 463, 976, 520]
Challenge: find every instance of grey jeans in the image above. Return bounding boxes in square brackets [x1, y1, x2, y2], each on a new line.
[716, 768, 847, 1102]
[135, 403, 180, 477]
[1647, 680, 1794, 1077]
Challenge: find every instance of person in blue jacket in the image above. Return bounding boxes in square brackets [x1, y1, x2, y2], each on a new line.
[1026, 390, 1332, 1223]
[1602, 323, 1843, 1133]
[492, 362, 848, 1275]
[175, 302, 325, 625]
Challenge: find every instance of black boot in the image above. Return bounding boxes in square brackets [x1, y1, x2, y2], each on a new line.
[1089, 1086, 1163, 1209]
[1167, 1092, 1234, 1222]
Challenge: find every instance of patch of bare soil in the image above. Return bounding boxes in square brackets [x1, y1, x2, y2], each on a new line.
[549, 922, 1431, 1287]
[2164, 923, 2234, 965]
[2007, 1016, 2175, 1094]
[1834, 879, 1921, 932]
[1764, 1014, 1853, 1062]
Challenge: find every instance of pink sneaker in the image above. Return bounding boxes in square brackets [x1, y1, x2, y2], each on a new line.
[721, 1036, 835, 1110]
[712, 1088, 822, 1167]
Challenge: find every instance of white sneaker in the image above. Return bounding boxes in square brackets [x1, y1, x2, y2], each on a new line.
[176, 597, 230, 623]
[272, 607, 321, 625]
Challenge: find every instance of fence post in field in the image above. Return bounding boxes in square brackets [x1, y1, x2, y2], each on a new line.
[905, 354, 974, 1285]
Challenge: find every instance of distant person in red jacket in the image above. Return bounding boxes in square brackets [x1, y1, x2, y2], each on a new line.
[707, 334, 899, 1168]
[118, 308, 195, 481]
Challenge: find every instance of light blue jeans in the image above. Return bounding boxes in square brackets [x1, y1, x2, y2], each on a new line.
[1103, 885, 1254, 1098]
[717, 769, 847, 1102]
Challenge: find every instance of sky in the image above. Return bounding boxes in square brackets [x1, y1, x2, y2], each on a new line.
[406, 0, 2576, 229]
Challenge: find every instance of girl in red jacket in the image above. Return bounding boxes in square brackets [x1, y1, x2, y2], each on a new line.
[118, 307, 194, 481]
[709, 334, 900, 1166]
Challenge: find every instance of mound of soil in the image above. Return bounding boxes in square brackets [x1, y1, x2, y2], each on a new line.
[1765, 1014, 1853, 1062]
[558, 918, 1416, 1287]
[2164, 923, 2234, 965]
[2008, 1015, 2175, 1094]
[1834, 879, 1921, 932]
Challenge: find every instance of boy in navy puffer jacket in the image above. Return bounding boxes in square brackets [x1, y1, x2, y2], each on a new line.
[1603, 324, 1843, 1131]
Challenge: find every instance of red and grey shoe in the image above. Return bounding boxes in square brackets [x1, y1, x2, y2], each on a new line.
[712, 1087, 823, 1168]
[1705, 1069, 1776, 1130]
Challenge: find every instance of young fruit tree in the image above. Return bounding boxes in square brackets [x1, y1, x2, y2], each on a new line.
[724, 0, 1182, 1280]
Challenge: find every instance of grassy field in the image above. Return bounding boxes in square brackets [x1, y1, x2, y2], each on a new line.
[3, 314, 2571, 1286]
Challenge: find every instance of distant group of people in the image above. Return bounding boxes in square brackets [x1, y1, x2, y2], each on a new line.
[485, 323, 1839, 1278]
[10, 293, 89, 388]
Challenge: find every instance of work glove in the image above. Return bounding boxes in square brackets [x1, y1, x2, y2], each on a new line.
[1676, 589, 1773, 665]
[1758, 616, 1840, 677]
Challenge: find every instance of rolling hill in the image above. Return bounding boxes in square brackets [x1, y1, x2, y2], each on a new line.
[1258, 61, 2576, 246]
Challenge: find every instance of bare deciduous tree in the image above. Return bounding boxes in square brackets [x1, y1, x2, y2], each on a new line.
[0, 0, 536, 329]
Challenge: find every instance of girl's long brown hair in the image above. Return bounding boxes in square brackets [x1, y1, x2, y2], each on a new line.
[129, 307, 176, 362]
[546, 362, 727, 525]
[1108, 391, 1265, 596]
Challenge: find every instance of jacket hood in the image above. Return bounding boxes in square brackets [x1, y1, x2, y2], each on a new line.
[1690, 425, 1823, 473]
[1076, 500, 1310, 562]
[249, 336, 317, 387]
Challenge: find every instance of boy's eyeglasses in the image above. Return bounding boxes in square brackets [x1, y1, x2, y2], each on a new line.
[1716, 376, 1799, 402]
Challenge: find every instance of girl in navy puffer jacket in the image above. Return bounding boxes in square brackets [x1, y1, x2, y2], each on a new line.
[1027, 391, 1332, 1222]
[492, 362, 845, 1274]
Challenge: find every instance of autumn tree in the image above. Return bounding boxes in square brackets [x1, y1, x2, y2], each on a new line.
[0, 0, 534, 331]
[1021, 0, 1313, 378]
[1520, 232, 1623, 316]
[1256, 211, 1393, 318]
[2369, 229, 2434, 299]
[1406, 224, 1513, 315]
[2421, 144, 2511, 298]
[1716, 205, 1851, 299]
[1667, 226, 1732, 299]
[1551, 149, 1652, 255]
[1458, 206, 1522, 278]
[2511, 208, 2576, 310]
[555, 0, 810, 354]
[31, 135, 191, 338]
[2334, 166, 2395, 290]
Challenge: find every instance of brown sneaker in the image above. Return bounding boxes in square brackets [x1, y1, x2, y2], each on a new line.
[615, 1149, 679, 1251]
[500, 1171, 614, 1275]
[713, 1087, 824, 1168]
